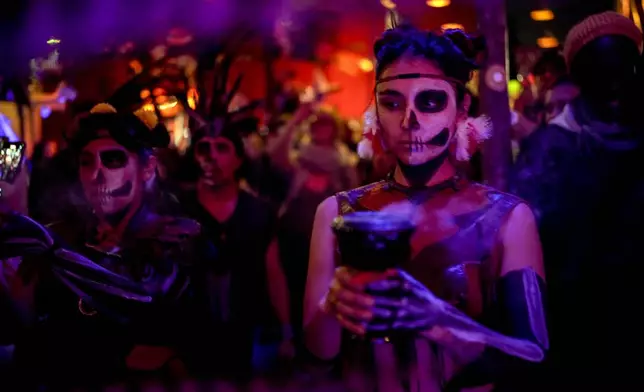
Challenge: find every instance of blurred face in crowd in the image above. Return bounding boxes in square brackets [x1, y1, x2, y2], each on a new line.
[194, 135, 242, 188]
[79, 137, 153, 216]
[243, 132, 264, 160]
[375, 56, 468, 166]
[43, 140, 58, 158]
[544, 82, 580, 123]
[310, 114, 337, 146]
[535, 64, 565, 94]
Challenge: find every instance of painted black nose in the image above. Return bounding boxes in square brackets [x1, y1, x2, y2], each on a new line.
[402, 110, 421, 132]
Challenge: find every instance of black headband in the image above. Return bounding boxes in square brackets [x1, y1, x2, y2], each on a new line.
[375, 73, 464, 87]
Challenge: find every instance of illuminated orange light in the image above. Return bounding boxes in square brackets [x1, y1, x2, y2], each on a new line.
[537, 36, 559, 49]
[527, 73, 536, 84]
[129, 60, 143, 75]
[158, 100, 178, 111]
[426, 0, 450, 8]
[441, 23, 464, 31]
[530, 9, 555, 21]
[358, 58, 374, 73]
[187, 88, 198, 110]
[380, 0, 396, 10]
[632, 1, 642, 30]
[142, 103, 155, 112]
[617, 0, 630, 19]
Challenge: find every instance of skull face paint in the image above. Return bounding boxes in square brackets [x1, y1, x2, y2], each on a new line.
[79, 137, 143, 215]
[376, 57, 461, 166]
[194, 136, 242, 188]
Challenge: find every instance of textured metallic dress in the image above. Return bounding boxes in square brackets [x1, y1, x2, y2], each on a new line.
[0, 207, 209, 388]
[335, 177, 522, 392]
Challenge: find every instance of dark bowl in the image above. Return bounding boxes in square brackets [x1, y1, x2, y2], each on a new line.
[332, 211, 415, 272]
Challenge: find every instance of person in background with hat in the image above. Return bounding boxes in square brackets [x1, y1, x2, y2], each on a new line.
[510, 11, 644, 388]
[2, 103, 213, 389]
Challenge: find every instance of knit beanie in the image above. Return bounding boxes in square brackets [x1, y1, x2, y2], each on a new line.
[563, 11, 643, 68]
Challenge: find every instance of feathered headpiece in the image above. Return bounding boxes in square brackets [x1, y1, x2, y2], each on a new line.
[180, 39, 262, 142]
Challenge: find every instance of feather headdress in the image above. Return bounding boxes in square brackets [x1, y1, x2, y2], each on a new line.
[180, 36, 262, 141]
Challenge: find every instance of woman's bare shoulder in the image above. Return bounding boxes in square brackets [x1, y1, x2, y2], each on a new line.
[315, 196, 339, 222]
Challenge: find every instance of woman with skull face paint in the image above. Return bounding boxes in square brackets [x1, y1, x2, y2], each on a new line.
[5, 103, 214, 389]
[303, 26, 548, 391]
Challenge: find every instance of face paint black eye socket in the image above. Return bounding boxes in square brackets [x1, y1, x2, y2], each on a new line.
[99, 149, 129, 170]
[414, 90, 449, 113]
[214, 141, 232, 154]
[195, 141, 212, 157]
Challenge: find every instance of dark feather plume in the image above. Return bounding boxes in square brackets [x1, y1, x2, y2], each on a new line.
[180, 32, 262, 139]
[385, 9, 402, 31]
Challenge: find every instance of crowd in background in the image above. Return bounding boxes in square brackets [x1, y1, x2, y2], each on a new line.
[0, 9, 644, 391]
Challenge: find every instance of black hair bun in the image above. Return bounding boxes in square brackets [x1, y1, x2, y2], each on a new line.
[372, 25, 483, 86]
[373, 24, 417, 61]
[442, 29, 486, 66]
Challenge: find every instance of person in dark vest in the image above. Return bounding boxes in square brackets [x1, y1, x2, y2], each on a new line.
[303, 24, 548, 391]
[179, 51, 293, 380]
[510, 11, 644, 388]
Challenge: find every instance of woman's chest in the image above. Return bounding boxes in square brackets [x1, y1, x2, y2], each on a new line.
[402, 215, 497, 318]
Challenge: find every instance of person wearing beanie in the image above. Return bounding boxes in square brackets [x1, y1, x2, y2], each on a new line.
[2, 101, 215, 389]
[510, 11, 644, 388]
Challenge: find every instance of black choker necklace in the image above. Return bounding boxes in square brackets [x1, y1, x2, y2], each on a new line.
[390, 175, 459, 205]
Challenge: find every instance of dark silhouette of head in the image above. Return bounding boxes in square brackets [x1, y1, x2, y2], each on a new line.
[532, 49, 567, 93]
[564, 12, 642, 122]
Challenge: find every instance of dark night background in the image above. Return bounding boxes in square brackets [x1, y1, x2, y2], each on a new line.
[0, 0, 617, 76]
[508, 0, 615, 45]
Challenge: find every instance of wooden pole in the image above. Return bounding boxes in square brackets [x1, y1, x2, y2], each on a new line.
[475, 0, 512, 191]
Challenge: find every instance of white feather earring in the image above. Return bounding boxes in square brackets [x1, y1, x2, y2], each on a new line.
[357, 103, 379, 160]
[454, 115, 492, 161]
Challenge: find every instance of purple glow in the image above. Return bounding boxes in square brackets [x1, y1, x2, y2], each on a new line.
[11, 0, 245, 60]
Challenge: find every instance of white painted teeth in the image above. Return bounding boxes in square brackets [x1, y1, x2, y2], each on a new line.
[414, 137, 424, 152]
[95, 187, 113, 203]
